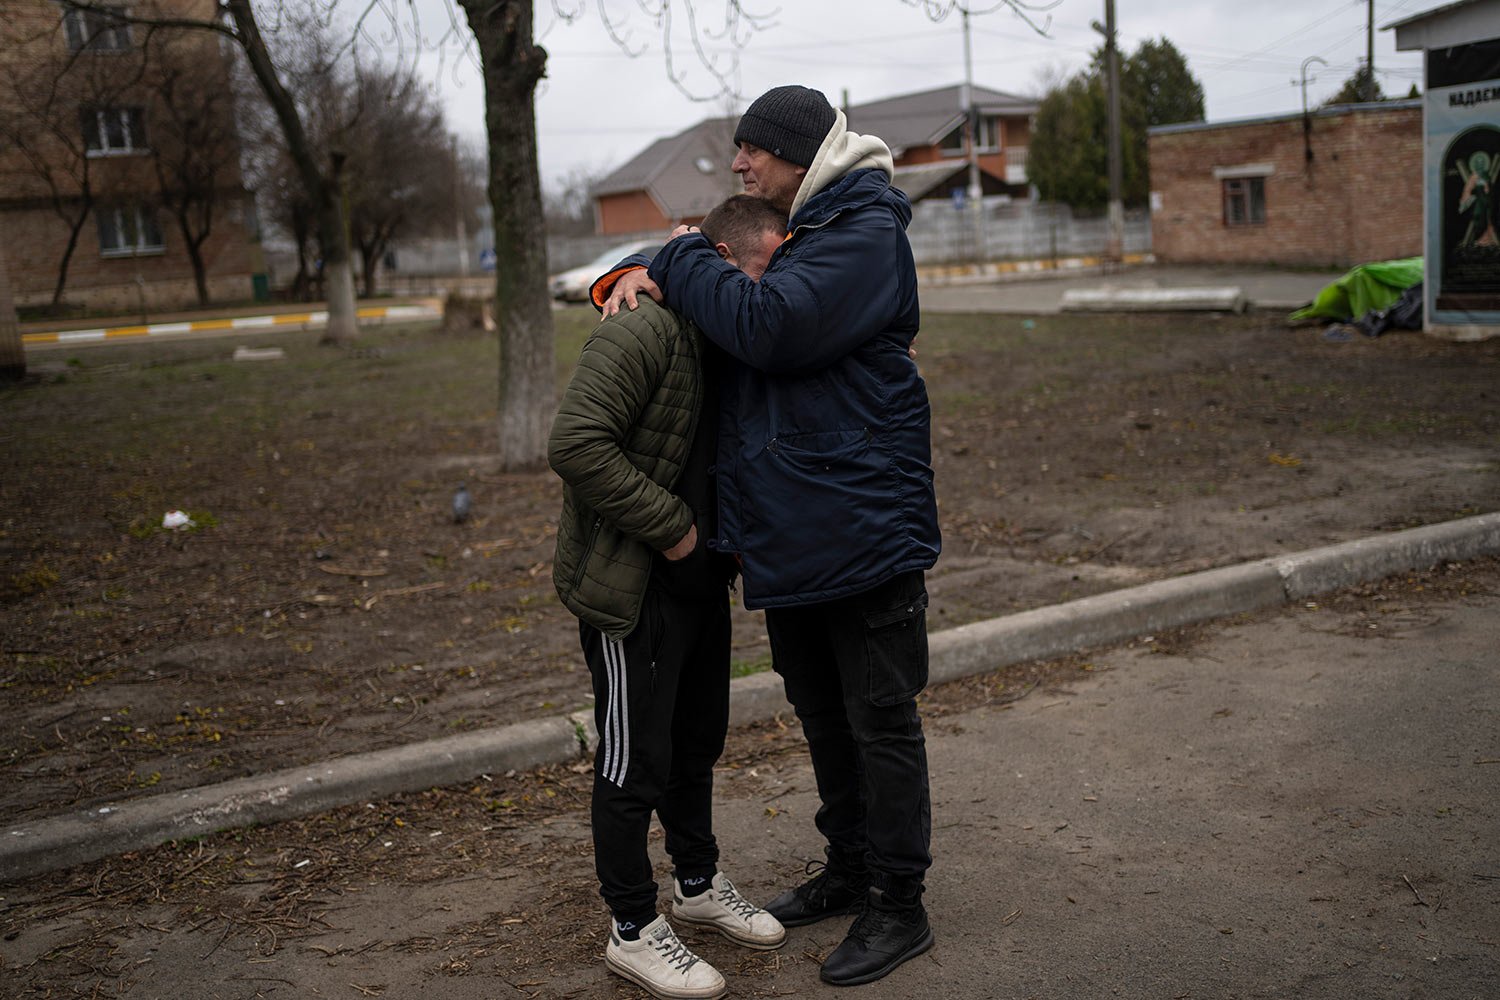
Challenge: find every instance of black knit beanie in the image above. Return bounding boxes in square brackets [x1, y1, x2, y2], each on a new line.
[733, 85, 837, 168]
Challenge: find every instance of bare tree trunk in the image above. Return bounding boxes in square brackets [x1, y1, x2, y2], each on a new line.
[169, 201, 212, 305]
[50, 211, 88, 310]
[184, 232, 210, 305]
[292, 215, 312, 301]
[323, 234, 358, 335]
[458, 0, 555, 471]
[358, 241, 378, 298]
[223, 0, 356, 344]
[0, 215, 22, 382]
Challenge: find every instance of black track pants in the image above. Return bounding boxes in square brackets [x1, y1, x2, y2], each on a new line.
[582, 585, 731, 921]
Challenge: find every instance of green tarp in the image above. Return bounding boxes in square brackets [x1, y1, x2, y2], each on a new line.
[1289, 257, 1424, 324]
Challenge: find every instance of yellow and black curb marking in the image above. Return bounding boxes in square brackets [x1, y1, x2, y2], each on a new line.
[22, 302, 442, 348]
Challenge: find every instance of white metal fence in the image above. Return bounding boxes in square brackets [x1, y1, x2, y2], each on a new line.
[265, 200, 1154, 295]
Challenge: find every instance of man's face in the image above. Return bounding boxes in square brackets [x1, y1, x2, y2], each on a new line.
[732, 142, 805, 214]
[717, 228, 784, 282]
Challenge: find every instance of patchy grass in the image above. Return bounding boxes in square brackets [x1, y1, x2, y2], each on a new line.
[2, 307, 1497, 826]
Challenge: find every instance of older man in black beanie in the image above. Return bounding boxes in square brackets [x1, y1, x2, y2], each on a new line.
[597, 84, 941, 988]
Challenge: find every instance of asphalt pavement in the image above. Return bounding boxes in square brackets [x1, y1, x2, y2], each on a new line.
[6, 546, 1496, 999]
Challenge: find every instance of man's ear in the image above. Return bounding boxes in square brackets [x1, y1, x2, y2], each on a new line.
[713, 241, 734, 263]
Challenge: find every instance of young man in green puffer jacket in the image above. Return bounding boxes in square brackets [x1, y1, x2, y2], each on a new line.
[548, 194, 788, 1000]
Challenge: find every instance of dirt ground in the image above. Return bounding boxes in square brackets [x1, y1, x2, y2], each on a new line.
[2, 306, 1498, 832]
[2, 558, 1495, 999]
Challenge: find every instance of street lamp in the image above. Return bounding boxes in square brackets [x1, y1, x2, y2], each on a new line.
[1298, 56, 1327, 167]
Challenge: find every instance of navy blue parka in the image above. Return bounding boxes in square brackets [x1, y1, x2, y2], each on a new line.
[641, 167, 940, 610]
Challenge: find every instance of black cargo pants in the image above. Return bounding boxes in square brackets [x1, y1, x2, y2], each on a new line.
[764, 569, 932, 896]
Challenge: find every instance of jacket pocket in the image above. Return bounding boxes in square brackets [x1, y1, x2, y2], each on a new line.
[862, 588, 929, 707]
[570, 515, 603, 591]
[744, 428, 894, 594]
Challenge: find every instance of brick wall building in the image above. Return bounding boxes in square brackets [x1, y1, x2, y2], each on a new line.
[0, 0, 259, 314]
[1148, 101, 1423, 268]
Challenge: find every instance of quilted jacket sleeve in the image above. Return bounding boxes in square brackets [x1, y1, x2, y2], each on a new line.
[547, 307, 694, 552]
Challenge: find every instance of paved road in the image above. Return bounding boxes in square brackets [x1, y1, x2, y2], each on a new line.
[7, 562, 1496, 998]
[920, 263, 1344, 315]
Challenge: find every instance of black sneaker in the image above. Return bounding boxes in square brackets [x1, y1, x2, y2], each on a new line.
[819, 887, 934, 986]
[764, 861, 870, 928]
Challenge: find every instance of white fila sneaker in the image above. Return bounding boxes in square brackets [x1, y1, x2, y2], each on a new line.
[672, 872, 787, 950]
[604, 915, 726, 1000]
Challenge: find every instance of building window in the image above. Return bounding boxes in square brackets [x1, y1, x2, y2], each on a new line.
[97, 203, 164, 256]
[1222, 176, 1266, 226]
[63, 5, 133, 52]
[939, 115, 1002, 156]
[975, 115, 1000, 153]
[81, 107, 147, 155]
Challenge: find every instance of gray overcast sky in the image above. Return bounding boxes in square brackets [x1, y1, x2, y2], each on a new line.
[404, 0, 1434, 185]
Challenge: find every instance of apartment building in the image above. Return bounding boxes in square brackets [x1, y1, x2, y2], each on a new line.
[0, 0, 259, 314]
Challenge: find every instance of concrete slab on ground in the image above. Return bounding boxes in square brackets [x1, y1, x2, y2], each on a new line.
[921, 264, 1345, 315]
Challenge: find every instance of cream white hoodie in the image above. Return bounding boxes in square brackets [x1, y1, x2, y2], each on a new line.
[788, 108, 896, 220]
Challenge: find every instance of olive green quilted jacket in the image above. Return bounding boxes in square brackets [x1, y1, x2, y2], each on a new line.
[547, 298, 703, 640]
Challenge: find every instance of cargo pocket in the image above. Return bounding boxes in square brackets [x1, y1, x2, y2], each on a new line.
[863, 589, 929, 707]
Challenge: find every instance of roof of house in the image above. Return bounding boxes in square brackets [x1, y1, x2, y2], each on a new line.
[591, 83, 1039, 220]
[591, 116, 742, 222]
[1388, 0, 1498, 50]
[845, 84, 1038, 154]
[891, 161, 970, 202]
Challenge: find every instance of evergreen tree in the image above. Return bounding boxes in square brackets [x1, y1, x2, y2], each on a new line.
[1029, 36, 1204, 211]
[1324, 64, 1384, 106]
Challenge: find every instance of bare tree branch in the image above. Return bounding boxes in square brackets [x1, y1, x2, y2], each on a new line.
[900, 0, 1058, 35]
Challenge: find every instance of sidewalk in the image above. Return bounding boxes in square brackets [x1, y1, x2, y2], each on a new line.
[5, 547, 1495, 998]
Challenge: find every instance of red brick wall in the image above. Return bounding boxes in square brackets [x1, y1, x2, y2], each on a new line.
[0, 0, 258, 311]
[896, 147, 947, 167]
[6, 196, 256, 310]
[1148, 105, 1422, 267]
[596, 192, 670, 235]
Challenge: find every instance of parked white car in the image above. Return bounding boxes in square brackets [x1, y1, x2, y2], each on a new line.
[549, 240, 664, 303]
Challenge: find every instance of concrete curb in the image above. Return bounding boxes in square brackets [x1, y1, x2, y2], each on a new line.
[2, 717, 578, 881]
[5, 512, 1499, 882]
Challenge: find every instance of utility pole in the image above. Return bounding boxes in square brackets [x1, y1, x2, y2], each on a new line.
[961, 8, 984, 261]
[1093, 0, 1124, 262]
[1365, 0, 1376, 102]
